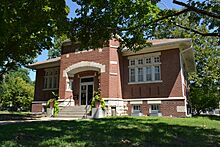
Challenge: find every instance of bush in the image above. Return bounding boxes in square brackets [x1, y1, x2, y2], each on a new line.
[91, 90, 105, 110]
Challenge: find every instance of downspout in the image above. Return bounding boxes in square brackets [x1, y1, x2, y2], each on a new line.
[180, 46, 192, 117]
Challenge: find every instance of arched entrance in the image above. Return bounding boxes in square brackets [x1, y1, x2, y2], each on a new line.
[63, 61, 105, 105]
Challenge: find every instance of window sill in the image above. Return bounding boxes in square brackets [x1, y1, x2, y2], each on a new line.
[128, 80, 162, 85]
[42, 88, 58, 91]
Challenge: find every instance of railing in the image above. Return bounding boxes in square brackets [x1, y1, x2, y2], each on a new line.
[83, 98, 93, 119]
[58, 96, 74, 112]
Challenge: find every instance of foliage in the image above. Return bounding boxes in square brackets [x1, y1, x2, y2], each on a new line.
[154, 13, 220, 114]
[0, 73, 34, 111]
[68, 0, 220, 52]
[0, 117, 219, 146]
[47, 98, 60, 116]
[91, 90, 105, 110]
[48, 35, 68, 59]
[1, 0, 219, 77]
[0, 0, 69, 76]
[70, 0, 160, 51]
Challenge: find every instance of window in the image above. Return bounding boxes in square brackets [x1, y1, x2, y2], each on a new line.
[154, 66, 160, 80]
[128, 54, 161, 83]
[150, 104, 160, 113]
[138, 59, 143, 65]
[154, 56, 160, 63]
[133, 105, 141, 111]
[130, 59, 135, 66]
[146, 66, 152, 81]
[145, 57, 151, 64]
[151, 104, 159, 111]
[44, 68, 59, 89]
[138, 68, 143, 82]
[129, 68, 136, 82]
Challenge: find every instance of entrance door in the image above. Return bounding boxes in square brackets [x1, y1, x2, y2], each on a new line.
[80, 78, 94, 105]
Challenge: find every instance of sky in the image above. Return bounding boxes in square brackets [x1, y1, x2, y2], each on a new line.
[28, 0, 189, 81]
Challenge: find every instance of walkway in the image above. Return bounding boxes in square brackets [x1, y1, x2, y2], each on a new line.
[0, 117, 82, 125]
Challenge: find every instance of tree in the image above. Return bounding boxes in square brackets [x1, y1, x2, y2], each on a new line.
[0, 68, 34, 111]
[68, 0, 219, 51]
[154, 13, 220, 115]
[48, 35, 68, 59]
[0, 0, 69, 77]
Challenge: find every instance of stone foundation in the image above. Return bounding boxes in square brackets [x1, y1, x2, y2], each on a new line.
[127, 99, 186, 117]
[32, 101, 47, 113]
[104, 99, 128, 116]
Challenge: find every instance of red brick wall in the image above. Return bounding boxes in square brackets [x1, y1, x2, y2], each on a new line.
[59, 47, 110, 99]
[121, 49, 183, 99]
[127, 100, 185, 117]
[34, 68, 59, 101]
[160, 100, 185, 117]
[108, 47, 122, 98]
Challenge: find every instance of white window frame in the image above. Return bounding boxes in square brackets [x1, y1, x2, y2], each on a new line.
[128, 53, 162, 84]
[43, 68, 59, 90]
[150, 104, 160, 113]
[132, 105, 141, 113]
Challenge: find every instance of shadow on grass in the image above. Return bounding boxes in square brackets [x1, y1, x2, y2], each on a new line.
[0, 117, 219, 146]
[193, 115, 220, 121]
[0, 114, 39, 121]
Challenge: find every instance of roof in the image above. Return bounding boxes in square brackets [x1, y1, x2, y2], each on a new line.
[28, 38, 195, 72]
[148, 38, 191, 45]
[28, 57, 60, 69]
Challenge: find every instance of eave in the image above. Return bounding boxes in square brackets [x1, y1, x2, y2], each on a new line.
[122, 38, 196, 73]
[28, 57, 61, 70]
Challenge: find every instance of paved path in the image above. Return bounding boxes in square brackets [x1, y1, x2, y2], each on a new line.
[0, 117, 82, 125]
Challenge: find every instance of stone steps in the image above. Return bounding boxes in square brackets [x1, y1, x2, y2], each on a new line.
[57, 105, 91, 118]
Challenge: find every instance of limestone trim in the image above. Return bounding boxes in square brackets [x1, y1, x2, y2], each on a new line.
[123, 97, 185, 101]
[32, 101, 47, 104]
[102, 98, 123, 101]
[63, 61, 106, 77]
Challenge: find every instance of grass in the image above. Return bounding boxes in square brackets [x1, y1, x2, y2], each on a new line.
[0, 111, 36, 121]
[0, 116, 219, 146]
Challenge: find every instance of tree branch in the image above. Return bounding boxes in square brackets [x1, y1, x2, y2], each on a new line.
[173, 0, 220, 19]
[174, 23, 219, 37]
[114, 9, 189, 31]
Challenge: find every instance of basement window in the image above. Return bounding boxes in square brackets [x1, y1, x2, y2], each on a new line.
[133, 105, 141, 112]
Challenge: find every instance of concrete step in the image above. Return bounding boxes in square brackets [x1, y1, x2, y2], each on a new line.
[57, 115, 85, 118]
[58, 106, 91, 118]
[58, 112, 86, 115]
[59, 106, 90, 111]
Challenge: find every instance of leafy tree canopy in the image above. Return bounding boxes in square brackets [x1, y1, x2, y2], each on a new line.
[154, 12, 220, 114]
[0, 68, 34, 111]
[0, 0, 69, 76]
[48, 35, 68, 59]
[68, 0, 219, 51]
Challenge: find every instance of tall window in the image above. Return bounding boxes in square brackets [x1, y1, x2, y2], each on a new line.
[128, 54, 161, 83]
[44, 68, 59, 89]
[129, 68, 136, 82]
[138, 68, 143, 82]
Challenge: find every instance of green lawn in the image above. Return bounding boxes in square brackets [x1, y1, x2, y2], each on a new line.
[0, 111, 33, 121]
[0, 116, 219, 146]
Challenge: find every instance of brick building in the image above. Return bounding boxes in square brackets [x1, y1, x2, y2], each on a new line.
[29, 38, 195, 117]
